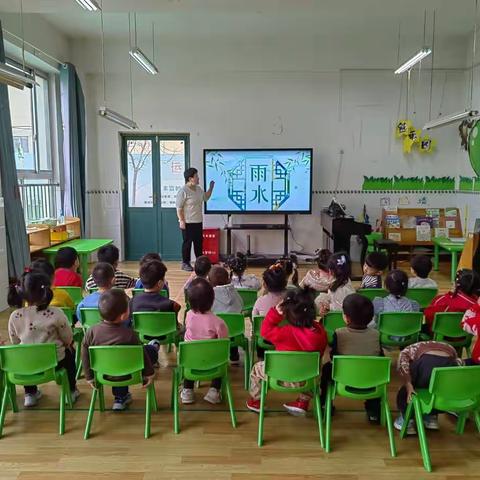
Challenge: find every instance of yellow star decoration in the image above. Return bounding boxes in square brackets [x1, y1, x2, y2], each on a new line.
[403, 126, 421, 154]
[395, 119, 412, 138]
[418, 135, 436, 154]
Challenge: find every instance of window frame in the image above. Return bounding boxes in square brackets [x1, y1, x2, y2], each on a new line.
[7, 58, 55, 181]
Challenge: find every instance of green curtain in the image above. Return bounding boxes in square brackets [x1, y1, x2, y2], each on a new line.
[0, 22, 30, 278]
[60, 63, 86, 236]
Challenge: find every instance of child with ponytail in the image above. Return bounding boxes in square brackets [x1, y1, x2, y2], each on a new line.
[8, 271, 78, 407]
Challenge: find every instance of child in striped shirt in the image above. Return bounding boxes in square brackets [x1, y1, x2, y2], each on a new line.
[85, 244, 135, 290]
[360, 252, 388, 289]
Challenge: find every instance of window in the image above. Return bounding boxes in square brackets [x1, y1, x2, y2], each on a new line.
[7, 62, 53, 177]
[7, 60, 60, 223]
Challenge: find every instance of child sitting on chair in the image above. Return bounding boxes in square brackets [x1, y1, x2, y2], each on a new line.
[181, 278, 229, 405]
[299, 248, 332, 292]
[462, 297, 480, 364]
[315, 252, 355, 315]
[8, 271, 79, 407]
[276, 255, 299, 289]
[76, 263, 115, 322]
[134, 252, 170, 296]
[408, 255, 438, 289]
[360, 252, 388, 289]
[85, 245, 135, 290]
[30, 258, 74, 308]
[373, 269, 420, 321]
[394, 341, 462, 434]
[53, 246, 82, 288]
[209, 265, 244, 364]
[246, 287, 327, 416]
[82, 289, 159, 411]
[252, 263, 287, 316]
[183, 255, 212, 290]
[320, 293, 383, 422]
[424, 269, 480, 334]
[129, 260, 181, 325]
[225, 252, 261, 290]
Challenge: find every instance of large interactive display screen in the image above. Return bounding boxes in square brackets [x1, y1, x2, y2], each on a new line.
[204, 149, 312, 214]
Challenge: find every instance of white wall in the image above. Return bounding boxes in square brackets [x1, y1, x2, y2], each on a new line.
[71, 28, 476, 258]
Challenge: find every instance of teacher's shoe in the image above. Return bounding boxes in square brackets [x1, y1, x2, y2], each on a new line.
[181, 263, 193, 272]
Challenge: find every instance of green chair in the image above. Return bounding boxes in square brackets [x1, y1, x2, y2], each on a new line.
[79, 308, 102, 329]
[250, 316, 275, 365]
[325, 355, 396, 457]
[217, 313, 250, 389]
[172, 339, 236, 434]
[56, 286, 83, 305]
[132, 311, 179, 349]
[432, 312, 473, 357]
[237, 288, 258, 318]
[84, 345, 158, 439]
[88, 287, 99, 294]
[182, 290, 191, 324]
[405, 288, 438, 309]
[322, 311, 345, 345]
[0, 344, 72, 437]
[132, 288, 168, 298]
[366, 232, 383, 254]
[61, 305, 84, 379]
[258, 351, 323, 448]
[377, 312, 423, 348]
[400, 365, 480, 472]
[358, 288, 388, 301]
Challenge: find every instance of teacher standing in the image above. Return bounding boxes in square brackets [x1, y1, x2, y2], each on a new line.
[176, 167, 215, 271]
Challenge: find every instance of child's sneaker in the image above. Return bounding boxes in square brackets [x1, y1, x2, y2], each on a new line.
[283, 399, 309, 416]
[71, 389, 81, 404]
[148, 339, 161, 351]
[180, 388, 195, 404]
[246, 397, 261, 413]
[394, 415, 416, 435]
[203, 387, 222, 404]
[112, 392, 132, 411]
[423, 414, 439, 430]
[24, 389, 42, 408]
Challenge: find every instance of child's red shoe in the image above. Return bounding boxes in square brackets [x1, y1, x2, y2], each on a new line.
[283, 399, 309, 416]
[246, 397, 261, 413]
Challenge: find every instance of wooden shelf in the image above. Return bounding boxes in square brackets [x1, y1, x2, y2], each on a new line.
[382, 208, 462, 247]
[27, 217, 82, 256]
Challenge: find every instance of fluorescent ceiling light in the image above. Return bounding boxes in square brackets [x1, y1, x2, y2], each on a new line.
[129, 47, 158, 75]
[423, 110, 479, 130]
[98, 107, 138, 129]
[394, 47, 432, 74]
[75, 0, 101, 12]
[0, 62, 36, 90]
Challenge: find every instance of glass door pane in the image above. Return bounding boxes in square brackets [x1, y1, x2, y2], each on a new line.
[126, 139, 153, 208]
[159, 140, 186, 208]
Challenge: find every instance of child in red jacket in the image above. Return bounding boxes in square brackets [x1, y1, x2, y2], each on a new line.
[246, 287, 327, 416]
[462, 299, 480, 364]
[424, 269, 480, 333]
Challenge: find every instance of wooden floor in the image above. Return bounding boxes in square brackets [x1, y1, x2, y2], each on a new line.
[0, 258, 479, 479]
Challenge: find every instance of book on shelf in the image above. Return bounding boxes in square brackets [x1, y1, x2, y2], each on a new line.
[385, 214, 400, 228]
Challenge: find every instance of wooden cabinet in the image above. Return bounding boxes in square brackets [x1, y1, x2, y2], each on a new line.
[27, 217, 81, 254]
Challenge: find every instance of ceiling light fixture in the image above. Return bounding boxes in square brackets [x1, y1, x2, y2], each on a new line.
[423, 110, 479, 130]
[394, 47, 431, 74]
[75, 0, 101, 12]
[97, 4, 137, 129]
[129, 47, 158, 75]
[98, 107, 138, 129]
[129, 13, 158, 75]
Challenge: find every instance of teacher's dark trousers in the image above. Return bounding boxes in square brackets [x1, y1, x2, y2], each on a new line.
[182, 222, 203, 264]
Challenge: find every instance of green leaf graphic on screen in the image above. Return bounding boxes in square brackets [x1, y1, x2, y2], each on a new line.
[469, 120, 480, 176]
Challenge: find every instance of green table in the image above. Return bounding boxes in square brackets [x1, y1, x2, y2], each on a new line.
[43, 239, 113, 283]
[432, 237, 465, 283]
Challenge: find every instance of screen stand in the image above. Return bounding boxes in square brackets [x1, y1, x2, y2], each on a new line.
[224, 214, 290, 263]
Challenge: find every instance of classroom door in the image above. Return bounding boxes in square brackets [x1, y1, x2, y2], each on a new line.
[122, 134, 189, 261]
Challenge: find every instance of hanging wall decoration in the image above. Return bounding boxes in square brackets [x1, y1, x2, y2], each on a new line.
[395, 119, 412, 137]
[403, 126, 421, 154]
[418, 135, 436, 153]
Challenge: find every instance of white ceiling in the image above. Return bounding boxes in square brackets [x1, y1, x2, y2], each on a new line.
[0, 0, 477, 42]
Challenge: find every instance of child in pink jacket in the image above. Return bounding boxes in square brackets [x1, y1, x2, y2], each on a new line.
[181, 278, 228, 405]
